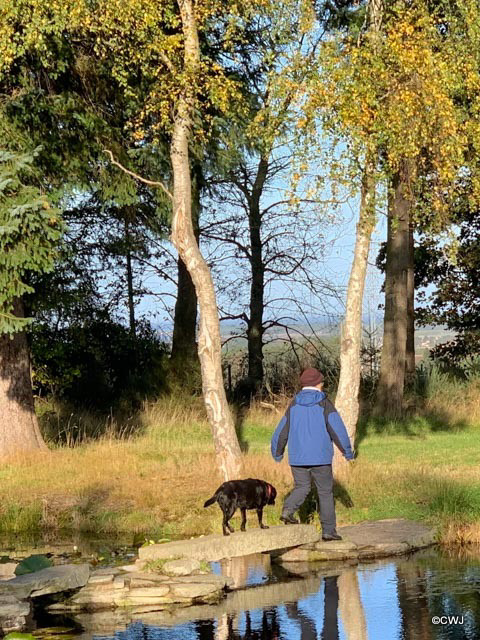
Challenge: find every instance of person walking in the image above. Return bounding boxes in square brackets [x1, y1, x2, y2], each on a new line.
[271, 367, 354, 541]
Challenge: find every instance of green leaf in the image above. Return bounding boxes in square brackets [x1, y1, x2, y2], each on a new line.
[14, 554, 54, 576]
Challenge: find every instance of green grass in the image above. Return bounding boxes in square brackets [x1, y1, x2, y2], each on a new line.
[1, 391, 480, 545]
[358, 428, 480, 467]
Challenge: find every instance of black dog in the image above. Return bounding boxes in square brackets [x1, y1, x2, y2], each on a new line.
[204, 478, 277, 536]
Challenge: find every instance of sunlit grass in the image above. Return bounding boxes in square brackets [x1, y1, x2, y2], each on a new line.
[0, 377, 479, 544]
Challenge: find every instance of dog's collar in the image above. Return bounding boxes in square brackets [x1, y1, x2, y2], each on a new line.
[266, 484, 272, 498]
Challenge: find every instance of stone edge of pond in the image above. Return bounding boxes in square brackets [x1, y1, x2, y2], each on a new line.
[273, 518, 437, 563]
[0, 519, 437, 634]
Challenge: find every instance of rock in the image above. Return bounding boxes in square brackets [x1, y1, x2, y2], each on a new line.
[0, 562, 18, 580]
[88, 574, 115, 585]
[113, 576, 125, 589]
[276, 540, 358, 563]
[162, 558, 201, 576]
[274, 519, 435, 563]
[126, 571, 169, 584]
[117, 564, 138, 572]
[90, 567, 123, 576]
[339, 518, 436, 551]
[139, 525, 320, 563]
[50, 571, 229, 612]
[358, 542, 410, 559]
[129, 577, 159, 588]
[169, 581, 222, 599]
[0, 563, 90, 599]
[123, 586, 170, 598]
[0, 595, 30, 633]
[70, 590, 118, 608]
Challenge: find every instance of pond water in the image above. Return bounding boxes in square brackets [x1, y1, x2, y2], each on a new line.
[31, 545, 480, 640]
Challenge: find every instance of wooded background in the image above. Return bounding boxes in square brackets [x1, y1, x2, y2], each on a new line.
[1, 0, 479, 478]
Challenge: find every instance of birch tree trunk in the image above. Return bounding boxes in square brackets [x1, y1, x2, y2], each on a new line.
[338, 569, 368, 640]
[333, 0, 383, 475]
[375, 162, 412, 416]
[334, 156, 375, 473]
[0, 299, 47, 457]
[170, 0, 242, 480]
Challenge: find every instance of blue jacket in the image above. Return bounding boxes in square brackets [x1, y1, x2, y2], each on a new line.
[271, 389, 354, 465]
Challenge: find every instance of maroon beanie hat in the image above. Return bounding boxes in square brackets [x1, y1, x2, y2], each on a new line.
[300, 367, 324, 387]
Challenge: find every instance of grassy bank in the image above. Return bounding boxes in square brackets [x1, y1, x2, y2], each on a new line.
[1, 380, 480, 545]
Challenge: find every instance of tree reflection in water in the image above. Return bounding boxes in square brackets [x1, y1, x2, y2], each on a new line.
[83, 549, 480, 640]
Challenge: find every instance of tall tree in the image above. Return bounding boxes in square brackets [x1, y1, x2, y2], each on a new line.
[305, 0, 480, 423]
[376, 161, 414, 416]
[374, 0, 480, 415]
[0, 150, 62, 455]
[168, 0, 242, 479]
[405, 221, 416, 384]
[170, 165, 201, 386]
[204, 5, 328, 396]
[332, 0, 383, 471]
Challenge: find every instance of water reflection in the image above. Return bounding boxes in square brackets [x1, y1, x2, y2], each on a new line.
[71, 547, 480, 640]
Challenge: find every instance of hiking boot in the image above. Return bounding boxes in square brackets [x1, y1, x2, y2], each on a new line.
[322, 533, 342, 541]
[280, 514, 299, 525]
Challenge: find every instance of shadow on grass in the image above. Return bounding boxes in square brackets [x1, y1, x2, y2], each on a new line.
[38, 399, 149, 446]
[231, 399, 250, 453]
[355, 406, 470, 454]
[296, 480, 354, 524]
[71, 484, 114, 532]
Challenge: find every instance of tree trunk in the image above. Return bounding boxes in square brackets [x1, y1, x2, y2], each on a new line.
[405, 221, 415, 385]
[375, 162, 412, 417]
[170, 0, 242, 481]
[0, 299, 47, 456]
[171, 258, 198, 361]
[124, 216, 136, 337]
[338, 569, 368, 640]
[334, 156, 375, 473]
[246, 155, 269, 395]
[396, 564, 433, 640]
[333, 0, 382, 474]
[171, 169, 200, 379]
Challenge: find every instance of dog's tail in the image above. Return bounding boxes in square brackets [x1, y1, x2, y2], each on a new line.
[203, 494, 217, 508]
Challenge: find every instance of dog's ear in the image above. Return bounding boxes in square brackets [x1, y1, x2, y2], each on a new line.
[268, 483, 276, 504]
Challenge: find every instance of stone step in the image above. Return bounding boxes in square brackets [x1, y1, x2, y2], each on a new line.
[138, 525, 320, 563]
[0, 564, 90, 599]
[274, 518, 436, 563]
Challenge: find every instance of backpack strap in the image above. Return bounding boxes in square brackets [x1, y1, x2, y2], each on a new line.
[285, 396, 297, 430]
[317, 395, 335, 420]
[318, 396, 346, 454]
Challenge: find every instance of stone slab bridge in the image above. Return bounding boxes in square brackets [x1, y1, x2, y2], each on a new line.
[138, 518, 436, 565]
[0, 518, 436, 633]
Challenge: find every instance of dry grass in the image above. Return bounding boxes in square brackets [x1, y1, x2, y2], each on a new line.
[425, 376, 480, 427]
[1, 381, 480, 544]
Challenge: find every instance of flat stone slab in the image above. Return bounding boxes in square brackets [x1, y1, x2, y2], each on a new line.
[339, 518, 435, 555]
[275, 518, 435, 563]
[138, 525, 320, 563]
[73, 575, 324, 634]
[0, 564, 90, 599]
[49, 571, 231, 612]
[0, 595, 30, 634]
[0, 562, 18, 581]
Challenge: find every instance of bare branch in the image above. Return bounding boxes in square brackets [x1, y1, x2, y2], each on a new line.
[104, 149, 173, 200]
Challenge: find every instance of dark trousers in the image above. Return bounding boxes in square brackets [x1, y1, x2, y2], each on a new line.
[282, 465, 336, 535]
